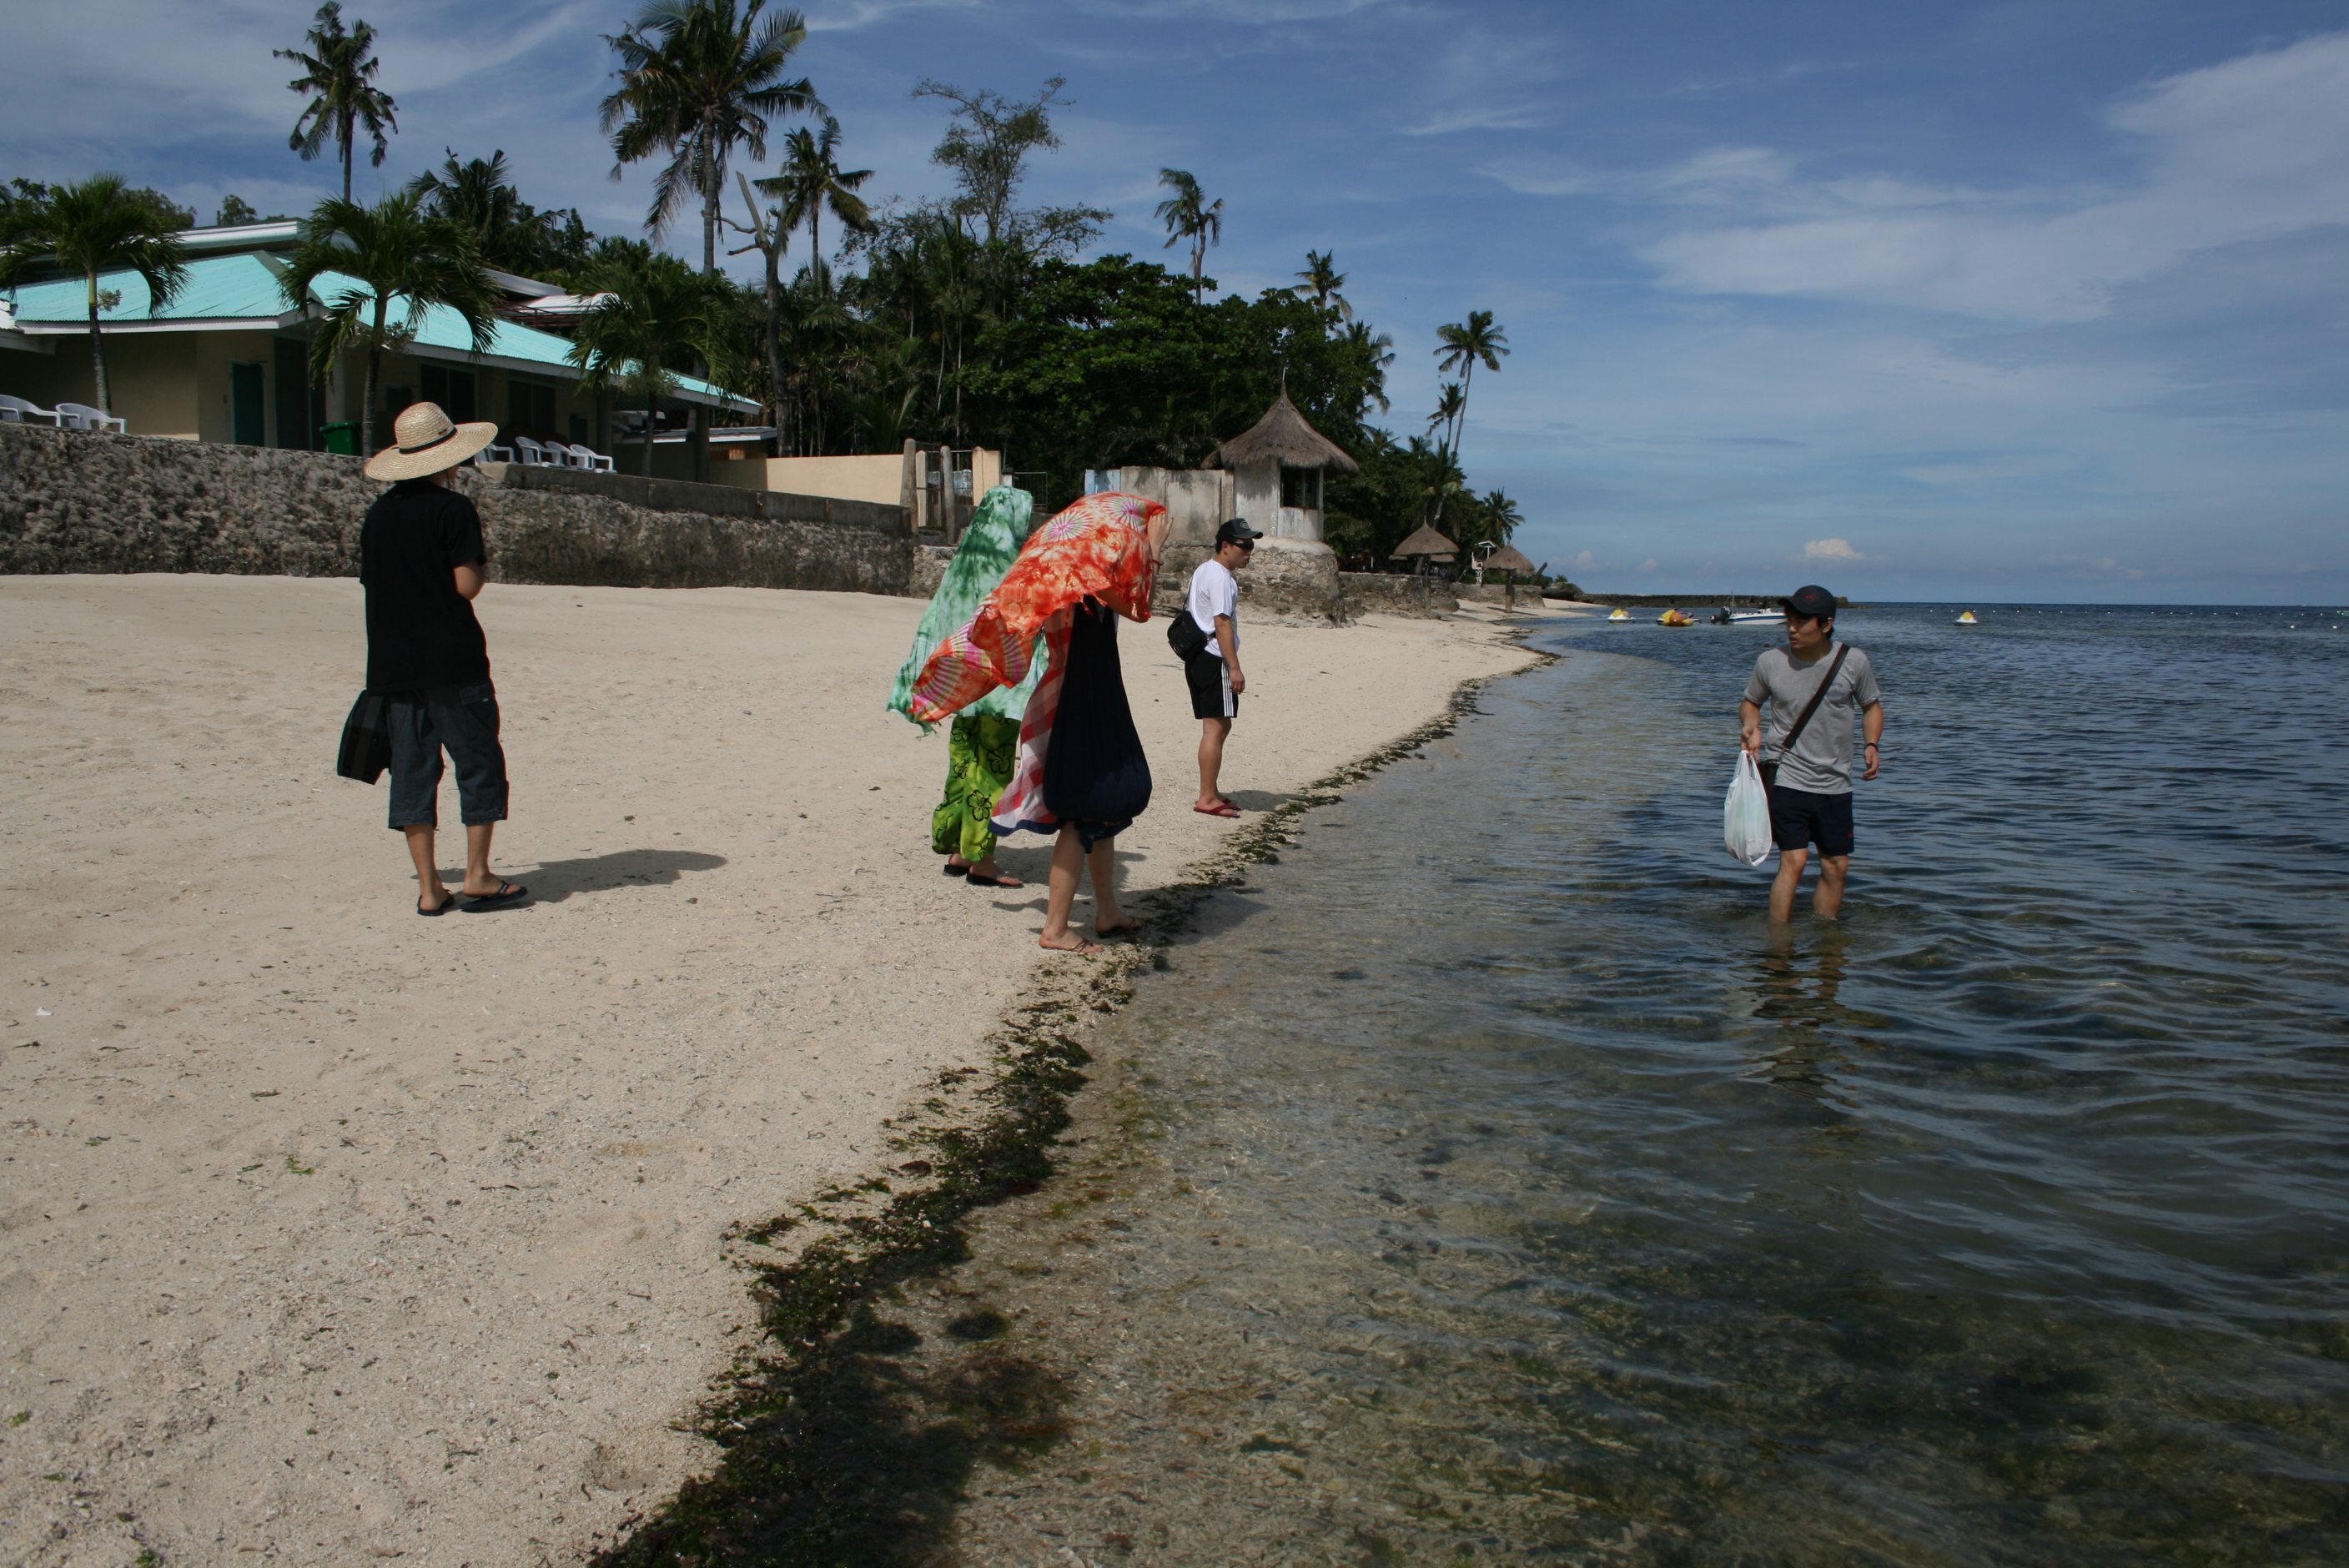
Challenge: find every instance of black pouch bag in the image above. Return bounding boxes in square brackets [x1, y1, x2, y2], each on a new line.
[1166, 606, 1210, 661]
[336, 691, 393, 784]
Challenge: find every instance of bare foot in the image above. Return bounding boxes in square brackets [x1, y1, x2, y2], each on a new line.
[1095, 917, 1141, 936]
[1039, 933, 1103, 954]
[966, 858, 1024, 888]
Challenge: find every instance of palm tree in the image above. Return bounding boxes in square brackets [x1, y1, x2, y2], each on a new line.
[1345, 320, 1396, 414]
[1434, 308, 1508, 455]
[1477, 489, 1523, 545]
[0, 174, 189, 415]
[276, 3, 399, 204]
[600, 0, 819, 278]
[566, 245, 713, 475]
[1294, 249, 1351, 319]
[1426, 381, 1466, 455]
[1154, 168, 1223, 305]
[406, 148, 566, 274]
[757, 114, 874, 269]
[280, 193, 497, 456]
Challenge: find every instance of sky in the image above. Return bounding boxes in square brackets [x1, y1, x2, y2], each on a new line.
[6, 0, 2348, 602]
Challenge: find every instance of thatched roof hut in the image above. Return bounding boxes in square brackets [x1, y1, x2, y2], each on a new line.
[1391, 523, 1458, 560]
[1216, 393, 1361, 474]
[1484, 544, 1537, 574]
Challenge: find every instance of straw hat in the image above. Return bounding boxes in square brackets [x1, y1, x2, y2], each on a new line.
[364, 401, 500, 480]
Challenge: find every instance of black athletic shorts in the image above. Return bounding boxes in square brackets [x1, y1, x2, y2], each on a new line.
[1185, 651, 1236, 720]
[385, 681, 509, 830]
[1768, 784, 1853, 857]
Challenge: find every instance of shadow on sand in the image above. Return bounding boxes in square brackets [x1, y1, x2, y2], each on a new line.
[516, 848, 727, 905]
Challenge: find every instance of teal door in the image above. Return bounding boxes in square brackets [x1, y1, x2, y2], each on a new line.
[230, 362, 265, 445]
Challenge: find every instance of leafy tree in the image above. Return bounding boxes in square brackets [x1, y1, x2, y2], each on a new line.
[565, 243, 715, 475]
[280, 193, 497, 455]
[1427, 381, 1465, 454]
[1433, 308, 1507, 454]
[216, 194, 260, 227]
[600, 0, 818, 277]
[912, 76, 1102, 253]
[406, 148, 591, 276]
[757, 114, 873, 268]
[1343, 320, 1395, 414]
[1154, 168, 1222, 305]
[276, 3, 399, 203]
[0, 173, 190, 415]
[1294, 249, 1351, 320]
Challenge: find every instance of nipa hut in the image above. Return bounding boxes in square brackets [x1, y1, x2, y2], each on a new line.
[1215, 392, 1361, 548]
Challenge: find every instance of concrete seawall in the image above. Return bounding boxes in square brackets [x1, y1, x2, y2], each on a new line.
[0, 426, 911, 596]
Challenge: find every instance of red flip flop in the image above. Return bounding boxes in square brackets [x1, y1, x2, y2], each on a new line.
[1193, 801, 1241, 818]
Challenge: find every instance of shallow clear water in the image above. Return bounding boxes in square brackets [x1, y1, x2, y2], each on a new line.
[943, 606, 2349, 1565]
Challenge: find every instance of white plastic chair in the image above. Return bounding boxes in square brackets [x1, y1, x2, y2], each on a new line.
[513, 435, 551, 465]
[474, 442, 513, 465]
[0, 395, 63, 426]
[54, 402, 127, 434]
[567, 443, 615, 472]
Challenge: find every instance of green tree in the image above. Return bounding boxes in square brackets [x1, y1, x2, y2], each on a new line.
[1154, 169, 1222, 305]
[406, 148, 590, 276]
[600, 0, 819, 277]
[1294, 249, 1351, 320]
[216, 194, 260, 228]
[279, 193, 497, 456]
[913, 76, 1086, 249]
[757, 114, 873, 269]
[0, 173, 190, 415]
[1427, 381, 1465, 455]
[1433, 308, 1507, 455]
[565, 244, 714, 475]
[276, 3, 399, 204]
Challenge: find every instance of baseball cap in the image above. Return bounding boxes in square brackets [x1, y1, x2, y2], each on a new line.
[1215, 517, 1264, 545]
[1783, 584, 1838, 619]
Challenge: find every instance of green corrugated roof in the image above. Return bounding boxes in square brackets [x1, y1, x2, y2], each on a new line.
[8, 254, 752, 410]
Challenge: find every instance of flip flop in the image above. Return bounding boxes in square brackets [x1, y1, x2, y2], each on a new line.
[1193, 802, 1241, 818]
[460, 882, 530, 911]
[966, 870, 1025, 888]
[1039, 936, 1103, 955]
[417, 892, 455, 917]
[943, 861, 971, 876]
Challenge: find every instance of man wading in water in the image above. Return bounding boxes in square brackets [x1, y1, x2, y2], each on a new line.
[1740, 584, 1884, 922]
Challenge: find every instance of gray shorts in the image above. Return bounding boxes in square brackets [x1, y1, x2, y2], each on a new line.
[385, 681, 509, 829]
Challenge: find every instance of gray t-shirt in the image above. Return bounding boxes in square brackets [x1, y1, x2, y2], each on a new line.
[1744, 644, 1881, 796]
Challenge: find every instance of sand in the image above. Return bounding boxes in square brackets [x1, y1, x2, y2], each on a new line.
[0, 573, 1542, 1566]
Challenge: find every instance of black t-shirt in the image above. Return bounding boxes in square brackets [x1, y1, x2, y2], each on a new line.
[360, 480, 490, 691]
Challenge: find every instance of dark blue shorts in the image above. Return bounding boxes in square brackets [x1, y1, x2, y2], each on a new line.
[1769, 784, 1853, 857]
[385, 681, 508, 830]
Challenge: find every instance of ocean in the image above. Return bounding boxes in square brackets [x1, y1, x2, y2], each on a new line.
[913, 605, 2349, 1565]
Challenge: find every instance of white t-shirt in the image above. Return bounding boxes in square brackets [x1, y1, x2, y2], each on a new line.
[1188, 559, 1239, 658]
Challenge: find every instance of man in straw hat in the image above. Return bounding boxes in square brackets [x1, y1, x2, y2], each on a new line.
[360, 402, 527, 915]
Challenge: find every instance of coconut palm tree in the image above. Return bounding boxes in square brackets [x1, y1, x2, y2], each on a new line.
[756, 114, 874, 270]
[280, 193, 497, 456]
[0, 174, 189, 416]
[276, 3, 399, 204]
[1434, 309, 1508, 455]
[1426, 381, 1466, 455]
[1294, 249, 1351, 320]
[1154, 168, 1222, 305]
[566, 244, 714, 475]
[405, 149, 571, 275]
[600, 0, 820, 278]
[1345, 320, 1396, 414]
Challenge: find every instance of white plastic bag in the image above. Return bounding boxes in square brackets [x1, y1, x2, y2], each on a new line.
[1723, 751, 1774, 867]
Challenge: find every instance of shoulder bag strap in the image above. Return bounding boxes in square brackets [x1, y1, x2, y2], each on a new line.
[1777, 643, 1850, 758]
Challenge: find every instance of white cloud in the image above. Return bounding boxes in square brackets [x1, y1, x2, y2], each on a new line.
[1639, 557, 1659, 572]
[1398, 28, 1565, 138]
[1802, 537, 1865, 560]
[1531, 30, 2349, 323]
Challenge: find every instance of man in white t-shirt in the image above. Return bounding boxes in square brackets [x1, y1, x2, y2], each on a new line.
[1185, 518, 1259, 817]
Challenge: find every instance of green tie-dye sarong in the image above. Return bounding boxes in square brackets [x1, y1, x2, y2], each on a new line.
[933, 712, 1021, 862]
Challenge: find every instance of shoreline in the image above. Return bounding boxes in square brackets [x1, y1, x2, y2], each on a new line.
[0, 575, 1543, 1566]
[586, 643, 1554, 1565]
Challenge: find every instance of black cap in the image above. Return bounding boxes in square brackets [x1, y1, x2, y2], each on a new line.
[1216, 517, 1264, 545]
[1783, 584, 1838, 619]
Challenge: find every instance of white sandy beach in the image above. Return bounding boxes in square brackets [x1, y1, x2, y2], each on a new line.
[0, 574, 1541, 1567]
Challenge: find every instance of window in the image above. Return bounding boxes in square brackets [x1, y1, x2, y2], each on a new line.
[1280, 465, 1321, 510]
[570, 412, 590, 444]
[508, 379, 556, 435]
[419, 364, 476, 422]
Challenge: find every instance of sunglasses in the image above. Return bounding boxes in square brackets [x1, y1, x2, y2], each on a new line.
[1232, 538, 1255, 550]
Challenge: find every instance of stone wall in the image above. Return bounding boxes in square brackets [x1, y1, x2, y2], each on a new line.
[1154, 541, 1348, 625]
[0, 425, 911, 596]
[1336, 572, 1456, 619]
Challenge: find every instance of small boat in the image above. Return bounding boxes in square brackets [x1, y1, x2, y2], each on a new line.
[1955, 610, 1979, 625]
[1608, 608, 1632, 621]
[1715, 608, 1780, 625]
[1657, 608, 1696, 626]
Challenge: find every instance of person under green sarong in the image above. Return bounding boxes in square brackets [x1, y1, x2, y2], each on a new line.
[888, 485, 1044, 887]
[932, 712, 1020, 866]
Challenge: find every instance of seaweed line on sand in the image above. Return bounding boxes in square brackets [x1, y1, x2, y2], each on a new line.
[587, 646, 1551, 1567]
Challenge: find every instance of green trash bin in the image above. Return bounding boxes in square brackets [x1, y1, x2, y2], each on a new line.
[320, 420, 360, 456]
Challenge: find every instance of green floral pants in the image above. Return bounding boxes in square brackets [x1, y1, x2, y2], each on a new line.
[932, 714, 1020, 862]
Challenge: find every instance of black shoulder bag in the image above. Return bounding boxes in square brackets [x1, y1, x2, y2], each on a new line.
[337, 691, 393, 784]
[1167, 607, 1210, 661]
[1758, 642, 1849, 799]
